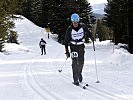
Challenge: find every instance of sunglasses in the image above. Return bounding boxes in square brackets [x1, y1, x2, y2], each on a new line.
[72, 22, 79, 24]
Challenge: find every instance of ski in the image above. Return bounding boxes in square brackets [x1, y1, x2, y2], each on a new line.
[72, 82, 89, 89]
[79, 84, 87, 89]
[80, 83, 89, 89]
[79, 84, 86, 89]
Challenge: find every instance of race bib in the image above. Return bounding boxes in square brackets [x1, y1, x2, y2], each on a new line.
[71, 52, 78, 58]
[71, 28, 84, 41]
[41, 42, 46, 45]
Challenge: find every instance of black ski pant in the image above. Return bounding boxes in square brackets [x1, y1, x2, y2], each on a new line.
[70, 44, 85, 83]
[41, 45, 46, 55]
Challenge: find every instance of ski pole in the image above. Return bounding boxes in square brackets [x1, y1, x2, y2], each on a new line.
[58, 57, 68, 73]
[92, 41, 100, 83]
[92, 41, 95, 51]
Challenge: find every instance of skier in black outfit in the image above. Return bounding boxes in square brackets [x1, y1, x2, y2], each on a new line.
[39, 38, 46, 55]
[64, 13, 94, 86]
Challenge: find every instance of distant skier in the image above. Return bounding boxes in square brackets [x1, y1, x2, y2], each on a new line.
[64, 13, 94, 86]
[39, 38, 46, 55]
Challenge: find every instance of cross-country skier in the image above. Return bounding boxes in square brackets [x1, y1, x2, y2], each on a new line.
[39, 38, 47, 55]
[64, 13, 94, 86]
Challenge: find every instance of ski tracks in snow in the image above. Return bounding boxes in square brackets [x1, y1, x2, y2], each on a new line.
[85, 85, 127, 100]
[24, 56, 62, 100]
[23, 55, 127, 100]
[58, 72, 127, 100]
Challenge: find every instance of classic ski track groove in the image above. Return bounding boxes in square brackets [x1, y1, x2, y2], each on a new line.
[86, 85, 127, 100]
[24, 57, 62, 100]
[59, 73, 127, 100]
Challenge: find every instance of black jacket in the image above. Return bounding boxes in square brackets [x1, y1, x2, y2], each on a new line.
[39, 39, 46, 47]
[64, 23, 94, 50]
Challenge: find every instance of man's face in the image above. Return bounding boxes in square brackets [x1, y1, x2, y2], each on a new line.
[72, 22, 79, 28]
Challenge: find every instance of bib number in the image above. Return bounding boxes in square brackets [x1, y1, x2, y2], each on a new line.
[71, 52, 78, 58]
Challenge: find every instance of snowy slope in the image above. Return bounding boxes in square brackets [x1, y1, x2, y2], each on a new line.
[0, 16, 133, 100]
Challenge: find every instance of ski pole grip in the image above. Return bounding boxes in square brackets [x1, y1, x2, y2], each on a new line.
[93, 41, 95, 51]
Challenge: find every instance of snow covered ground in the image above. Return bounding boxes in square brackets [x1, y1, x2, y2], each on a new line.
[0, 16, 133, 100]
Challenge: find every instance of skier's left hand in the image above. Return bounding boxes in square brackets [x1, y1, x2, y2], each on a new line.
[65, 52, 70, 58]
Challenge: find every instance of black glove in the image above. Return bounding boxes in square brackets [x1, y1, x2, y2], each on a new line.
[65, 51, 70, 58]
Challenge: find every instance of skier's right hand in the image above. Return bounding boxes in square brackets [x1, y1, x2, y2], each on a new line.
[65, 51, 70, 58]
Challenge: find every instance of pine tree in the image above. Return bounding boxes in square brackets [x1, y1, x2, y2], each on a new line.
[104, 0, 133, 53]
[0, 0, 20, 51]
[29, 0, 43, 26]
[104, 0, 126, 44]
[95, 19, 111, 41]
[19, 0, 32, 19]
[41, 0, 55, 27]
[20, 0, 55, 27]
[128, 0, 133, 53]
